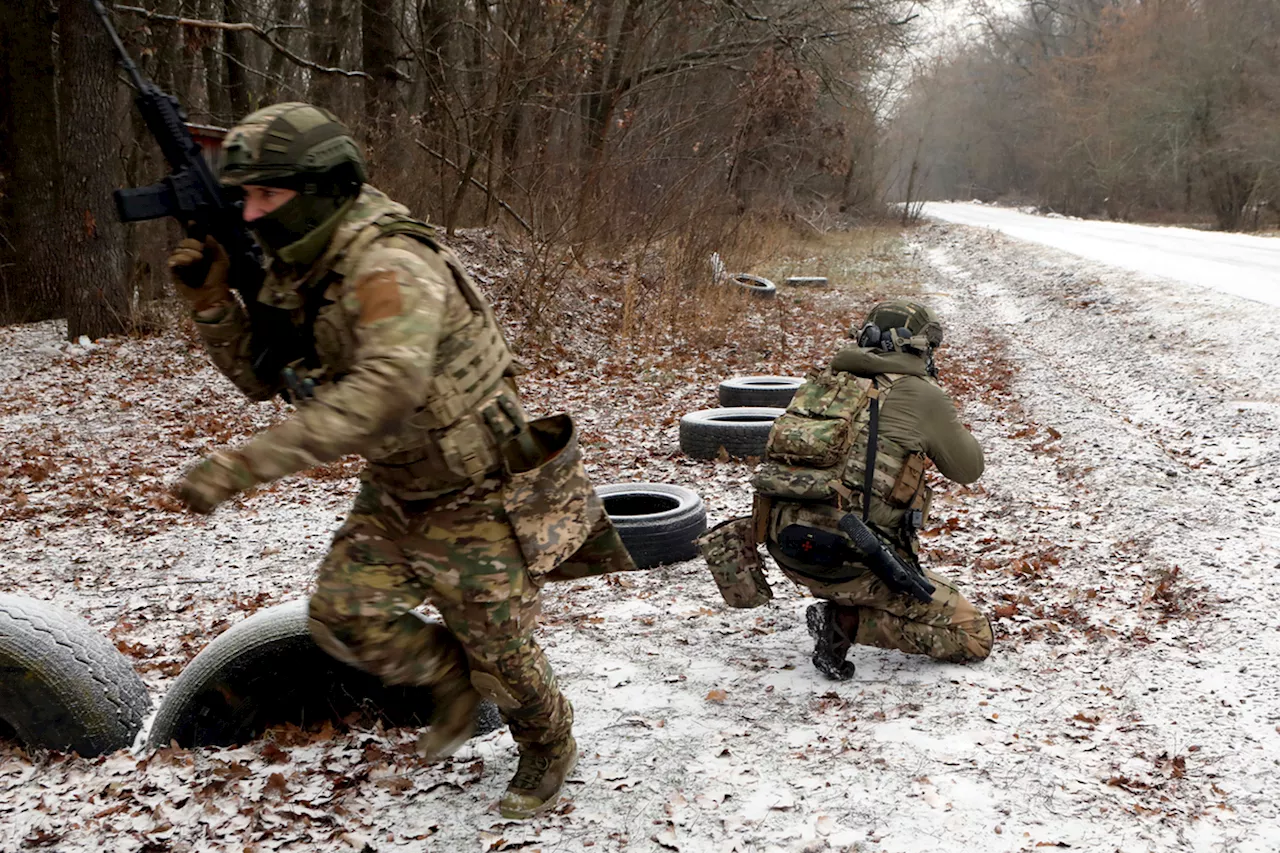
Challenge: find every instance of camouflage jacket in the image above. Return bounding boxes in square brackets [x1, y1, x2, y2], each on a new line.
[762, 346, 984, 560]
[192, 185, 522, 500]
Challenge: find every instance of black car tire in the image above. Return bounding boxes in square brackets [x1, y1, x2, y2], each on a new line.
[597, 484, 707, 568]
[679, 407, 784, 460]
[147, 600, 502, 748]
[717, 376, 803, 408]
[0, 593, 150, 756]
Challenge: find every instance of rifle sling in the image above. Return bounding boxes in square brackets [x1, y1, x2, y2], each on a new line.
[862, 379, 880, 522]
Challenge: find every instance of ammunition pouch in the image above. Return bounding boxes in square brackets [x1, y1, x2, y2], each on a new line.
[697, 516, 773, 609]
[499, 413, 603, 579]
[751, 461, 839, 502]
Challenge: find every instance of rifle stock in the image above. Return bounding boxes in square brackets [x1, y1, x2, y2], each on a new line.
[836, 514, 936, 603]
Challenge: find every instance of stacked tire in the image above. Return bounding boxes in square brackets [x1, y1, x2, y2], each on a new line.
[678, 375, 801, 460]
[678, 407, 784, 460]
[717, 376, 803, 409]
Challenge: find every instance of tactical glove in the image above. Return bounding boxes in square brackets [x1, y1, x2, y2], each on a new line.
[176, 450, 256, 514]
[168, 236, 231, 313]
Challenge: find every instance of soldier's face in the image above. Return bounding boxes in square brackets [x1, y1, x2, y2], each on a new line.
[242, 185, 299, 222]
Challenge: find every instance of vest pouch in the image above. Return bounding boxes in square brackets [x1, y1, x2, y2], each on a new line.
[437, 414, 500, 484]
[697, 516, 773, 609]
[500, 413, 602, 578]
[751, 461, 839, 501]
[888, 451, 928, 507]
[766, 413, 850, 467]
[787, 368, 864, 417]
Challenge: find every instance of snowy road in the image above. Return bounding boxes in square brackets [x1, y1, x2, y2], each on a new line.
[924, 202, 1280, 307]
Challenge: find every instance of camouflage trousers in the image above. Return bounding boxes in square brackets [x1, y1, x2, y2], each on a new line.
[777, 561, 993, 663]
[308, 478, 572, 748]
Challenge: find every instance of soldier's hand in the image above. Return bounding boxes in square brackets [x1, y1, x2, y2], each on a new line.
[175, 451, 256, 514]
[168, 236, 231, 313]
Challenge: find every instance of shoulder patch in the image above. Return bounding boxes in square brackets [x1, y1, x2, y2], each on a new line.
[354, 270, 403, 325]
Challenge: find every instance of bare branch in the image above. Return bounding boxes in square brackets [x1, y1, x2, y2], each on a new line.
[413, 140, 535, 236]
[111, 3, 370, 79]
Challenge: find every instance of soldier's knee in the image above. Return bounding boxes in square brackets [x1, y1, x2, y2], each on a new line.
[470, 670, 523, 711]
[306, 595, 397, 660]
[465, 643, 559, 715]
[308, 616, 364, 668]
[953, 612, 993, 662]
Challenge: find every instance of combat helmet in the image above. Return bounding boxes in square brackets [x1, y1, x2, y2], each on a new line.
[219, 102, 367, 191]
[219, 103, 368, 259]
[855, 299, 944, 354]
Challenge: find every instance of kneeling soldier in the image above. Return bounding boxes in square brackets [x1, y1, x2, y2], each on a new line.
[703, 300, 991, 679]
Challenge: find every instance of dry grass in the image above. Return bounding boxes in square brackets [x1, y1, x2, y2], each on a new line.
[606, 220, 919, 363]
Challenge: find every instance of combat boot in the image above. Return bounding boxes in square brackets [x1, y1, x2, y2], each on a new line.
[499, 736, 578, 820]
[417, 678, 481, 762]
[806, 601, 856, 681]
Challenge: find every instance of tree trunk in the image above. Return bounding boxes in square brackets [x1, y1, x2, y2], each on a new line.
[417, 0, 455, 108]
[362, 0, 398, 146]
[57, 0, 130, 340]
[0, 0, 65, 324]
[202, 0, 229, 121]
[224, 0, 253, 118]
[263, 0, 295, 102]
[307, 0, 336, 104]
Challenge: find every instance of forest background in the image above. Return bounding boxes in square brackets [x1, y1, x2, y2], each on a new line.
[1, 0, 1277, 340]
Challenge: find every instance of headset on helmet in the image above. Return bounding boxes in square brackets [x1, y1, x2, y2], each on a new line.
[857, 323, 921, 353]
[854, 300, 943, 350]
[853, 300, 944, 376]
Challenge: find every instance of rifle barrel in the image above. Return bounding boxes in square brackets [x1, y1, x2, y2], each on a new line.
[89, 0, 148, 92]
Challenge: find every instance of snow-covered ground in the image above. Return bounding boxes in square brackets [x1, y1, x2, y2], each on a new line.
[924, 201, 1280, 307]
[1, 221, 1277, 852]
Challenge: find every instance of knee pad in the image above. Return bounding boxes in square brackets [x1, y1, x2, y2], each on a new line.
[470, 671, 522, 712]
[970, 613, 995, 660]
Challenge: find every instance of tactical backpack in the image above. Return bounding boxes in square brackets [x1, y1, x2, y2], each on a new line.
[750, 367, 930, 519]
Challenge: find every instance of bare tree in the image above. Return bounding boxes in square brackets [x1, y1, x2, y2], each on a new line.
[0, 0, 65, 324]
[57, 0, 130, 339]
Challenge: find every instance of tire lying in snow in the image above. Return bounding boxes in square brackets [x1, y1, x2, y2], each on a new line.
[147, 600, 502, 748]
[679, 407, 784, 460]
[598, 484, 707, 568]
[0, 593, 150, 756]
[730, 273, 777, 298]
[717, 375, 803, 408]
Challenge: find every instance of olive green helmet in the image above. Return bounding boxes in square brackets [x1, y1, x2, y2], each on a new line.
[218, 102, 367, 189]
[856, 299, 944, 351]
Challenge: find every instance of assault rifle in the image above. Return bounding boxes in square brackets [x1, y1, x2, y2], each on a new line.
[776, 515, 936, 604]
[91, 0, 298, 384]
[836, 513, 935, 603]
